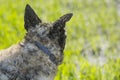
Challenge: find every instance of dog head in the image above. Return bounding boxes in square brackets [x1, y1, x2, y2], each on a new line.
[24, 4, 73, 65]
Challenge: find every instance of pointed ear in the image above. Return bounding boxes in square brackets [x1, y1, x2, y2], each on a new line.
[54, 13, 73, 24]
[24, 4, 42, 31]
[53, 13, 73, 27]
[59, 13, 73, 23]
[49, 13, 73, 50]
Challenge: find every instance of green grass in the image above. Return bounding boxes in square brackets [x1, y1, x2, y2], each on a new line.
[0, 0, 120, 80]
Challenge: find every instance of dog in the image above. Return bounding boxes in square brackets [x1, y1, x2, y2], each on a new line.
[0, 4, 73, 80]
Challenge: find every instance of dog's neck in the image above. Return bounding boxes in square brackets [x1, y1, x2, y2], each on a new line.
[34, 41, 57, 65]
[19, 39, 63, 65]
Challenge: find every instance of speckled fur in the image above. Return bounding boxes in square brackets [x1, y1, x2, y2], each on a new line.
[0, 4, 73, 80]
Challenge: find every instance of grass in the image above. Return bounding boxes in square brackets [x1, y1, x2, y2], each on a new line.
[0, 0, 120, 80]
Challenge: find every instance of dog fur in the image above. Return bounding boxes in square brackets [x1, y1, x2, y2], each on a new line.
[0, 4, 72, 80]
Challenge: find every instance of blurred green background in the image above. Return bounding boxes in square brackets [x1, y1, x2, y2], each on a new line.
[0, 0, 120, 80]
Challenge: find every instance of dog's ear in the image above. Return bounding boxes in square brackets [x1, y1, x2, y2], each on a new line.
[49, 13, 73, 50]
[53, 13, 73, 27]
[54, 13, 73, 24]
[24, 4, 42, 31]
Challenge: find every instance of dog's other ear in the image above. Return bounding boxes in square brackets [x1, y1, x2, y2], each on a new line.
[49, 13, 73, 50]
[24, 4, 42, 31]
[53, 13, 73, 25]
[59, 13, 73, 23]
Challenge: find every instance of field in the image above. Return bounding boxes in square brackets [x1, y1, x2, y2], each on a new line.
[0, 0, 120, 80]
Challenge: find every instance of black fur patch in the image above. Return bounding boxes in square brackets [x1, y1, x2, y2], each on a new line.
[24, 4, 42, 31]
[48, 13, 73, 51]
